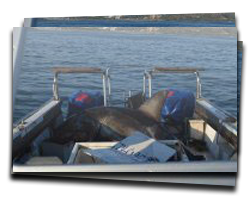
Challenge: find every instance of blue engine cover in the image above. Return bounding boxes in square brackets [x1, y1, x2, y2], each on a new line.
[161, 89, 195, 125]
[68, 91, 103, 117]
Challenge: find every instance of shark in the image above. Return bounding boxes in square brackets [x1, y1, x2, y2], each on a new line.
[52, 90, 177, 143]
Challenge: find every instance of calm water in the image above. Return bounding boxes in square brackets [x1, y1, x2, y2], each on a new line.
[33, 19, 235, 27]
[237, 50, 242, 120]
[13, 29, 237, 123]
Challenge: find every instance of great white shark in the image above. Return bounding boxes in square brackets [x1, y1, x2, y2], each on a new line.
[52, 90, 177, 143]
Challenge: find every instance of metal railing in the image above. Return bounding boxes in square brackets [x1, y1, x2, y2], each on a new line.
[52, 67, 111, 106]
[143, 67, 205, 99]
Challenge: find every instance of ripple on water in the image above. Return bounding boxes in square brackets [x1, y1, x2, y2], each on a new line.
[13, 29, 237, 122]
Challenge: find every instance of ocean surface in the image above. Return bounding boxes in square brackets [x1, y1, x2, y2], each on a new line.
[13, 28, 237, 123]
[32, 19, 235, 27]
[237, 49, 242, 120]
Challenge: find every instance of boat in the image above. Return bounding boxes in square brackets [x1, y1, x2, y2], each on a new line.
[12, 21, 238, 185]
[12, 66, 237, 172]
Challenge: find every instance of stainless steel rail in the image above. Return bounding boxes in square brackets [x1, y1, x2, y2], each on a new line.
[51, 67, 111, 106]
[143, 67, 204, 99]
[105, 68, 111, 106]
[52, 67, 103, 74]
[154, 67, 205, 73]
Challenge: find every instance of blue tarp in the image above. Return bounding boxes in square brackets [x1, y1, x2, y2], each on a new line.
[68, 91, 103, 116]
[161, 89, 195, 125]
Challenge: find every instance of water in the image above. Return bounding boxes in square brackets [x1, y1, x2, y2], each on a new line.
[33, 19, 235, 27]
[237, 50, 242, 120]
[13, 29, 237, 123]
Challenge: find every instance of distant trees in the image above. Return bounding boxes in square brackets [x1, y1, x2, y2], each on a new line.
[38, 12, 235, 20]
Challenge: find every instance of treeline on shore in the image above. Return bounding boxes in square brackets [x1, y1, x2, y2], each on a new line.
[36, 12, 235, 20]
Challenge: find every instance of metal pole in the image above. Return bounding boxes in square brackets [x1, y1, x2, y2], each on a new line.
[105, 68, 111, 106]
[129, 90, 132, 97]
[107, 76, 111, 97]
[52, 73, 59, 100]
[145, 71, 152, 98]
[102, 73, 107, 106]
[143, 73, 146, 96]
[148, 75, 152, 98]
[107, 77, 111, 106]
[195, 71, 201, 98]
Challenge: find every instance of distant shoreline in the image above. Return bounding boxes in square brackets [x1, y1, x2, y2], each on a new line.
[40, 16, 235, 22]
[32, 27, 237, 37]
